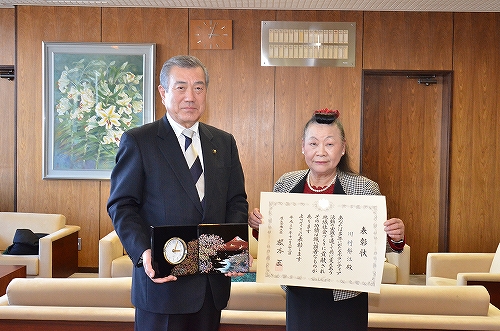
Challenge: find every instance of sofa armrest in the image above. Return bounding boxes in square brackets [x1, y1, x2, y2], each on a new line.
[0, 306, 135, 322]
[368, 284, 490, 316]
[221, 310, 285, 326]
[38, 225, 80, 278]
[99, 231, 126, 278]
[385, 244, 410, 284]
[426, 252, 495, 283]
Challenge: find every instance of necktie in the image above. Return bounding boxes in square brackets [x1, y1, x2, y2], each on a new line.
[182, 129, 205, 202]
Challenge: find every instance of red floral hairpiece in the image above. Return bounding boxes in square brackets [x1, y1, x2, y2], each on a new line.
[314, 108, 340, 118]
[313, 108, 340, 124]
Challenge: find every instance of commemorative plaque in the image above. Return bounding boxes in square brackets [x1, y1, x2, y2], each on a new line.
[151, 223, 249, 278]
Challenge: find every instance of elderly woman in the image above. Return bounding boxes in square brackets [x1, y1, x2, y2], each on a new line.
[248, 109, 405, 331]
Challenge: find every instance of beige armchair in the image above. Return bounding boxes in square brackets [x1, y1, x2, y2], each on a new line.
[0, 212, 80, 278]
[426, 243, 500, 307]
[426, 243, 500, 285]
[383, 244, 411, 284]
[98, 230, 133, 278]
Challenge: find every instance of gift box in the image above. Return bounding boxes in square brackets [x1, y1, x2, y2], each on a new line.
[151, 223, 249, 278]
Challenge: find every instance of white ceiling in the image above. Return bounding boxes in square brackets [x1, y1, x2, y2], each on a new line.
[1, 0, 500, 11]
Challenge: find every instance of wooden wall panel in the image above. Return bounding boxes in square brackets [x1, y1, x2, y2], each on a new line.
[101, 7, 188, 124]
[363, 12, 453, 70]
[16, 6, 102, 267]
[274, 11, 364, 180]
[0, 8, 15, 212]
[0, 9, 15, 63]
[189, 9, 276, 211]
[450, 13, 500, 253]
[99, 7, 189, 244]
[9, 7, 500, 270]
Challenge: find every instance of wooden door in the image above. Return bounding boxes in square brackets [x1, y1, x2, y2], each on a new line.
[361, 71, 451, 274]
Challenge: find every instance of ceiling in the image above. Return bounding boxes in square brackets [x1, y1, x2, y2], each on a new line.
[1, 0, 500, 11]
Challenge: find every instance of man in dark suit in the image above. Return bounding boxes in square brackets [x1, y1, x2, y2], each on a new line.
[107, 55, 248, 331]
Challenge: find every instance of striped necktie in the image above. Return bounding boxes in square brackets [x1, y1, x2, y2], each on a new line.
[182, 129, 204, 202]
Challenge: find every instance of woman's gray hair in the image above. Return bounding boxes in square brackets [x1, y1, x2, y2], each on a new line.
[159, 55, 209, 90]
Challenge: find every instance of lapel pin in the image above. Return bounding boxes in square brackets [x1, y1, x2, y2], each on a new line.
[212, 149, 217, 154]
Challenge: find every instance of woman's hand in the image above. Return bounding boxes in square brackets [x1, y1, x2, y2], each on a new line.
[384, 218, 405, 242]
[248, 208, 263, 230]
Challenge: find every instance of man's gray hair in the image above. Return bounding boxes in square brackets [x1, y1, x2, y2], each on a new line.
[159, 55, 209, 90]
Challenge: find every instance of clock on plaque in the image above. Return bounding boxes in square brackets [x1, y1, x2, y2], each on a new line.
[163, 237, 187, 265]
[151, 225, 198, 278]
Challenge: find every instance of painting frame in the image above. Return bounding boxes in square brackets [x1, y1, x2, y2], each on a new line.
[42, 42, 156, 180]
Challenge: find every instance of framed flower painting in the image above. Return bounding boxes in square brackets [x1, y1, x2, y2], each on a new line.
[42, 42, 155, 179]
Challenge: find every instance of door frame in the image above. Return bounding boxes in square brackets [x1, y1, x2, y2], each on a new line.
[360, 70, 452, 253]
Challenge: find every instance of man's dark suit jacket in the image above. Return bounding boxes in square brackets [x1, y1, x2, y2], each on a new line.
[107, 115, 248, 315]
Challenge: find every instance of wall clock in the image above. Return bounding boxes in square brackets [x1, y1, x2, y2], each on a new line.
[190, 19, 233, 50]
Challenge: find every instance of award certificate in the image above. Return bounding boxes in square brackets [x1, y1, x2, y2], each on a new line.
[256, 192, 387, 293]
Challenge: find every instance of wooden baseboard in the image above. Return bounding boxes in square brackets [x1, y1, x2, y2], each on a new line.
[0, 320, 471, 331]
[0, 320, 134, 331]
[220, 325, 285, 331]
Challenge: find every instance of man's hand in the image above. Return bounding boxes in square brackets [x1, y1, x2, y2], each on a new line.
[248, 208, 263, 230]
[142, 248, 177, 283]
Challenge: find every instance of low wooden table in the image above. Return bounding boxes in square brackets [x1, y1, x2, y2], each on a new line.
[0, 265, 26, 296]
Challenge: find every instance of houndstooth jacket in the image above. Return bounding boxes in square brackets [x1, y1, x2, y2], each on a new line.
[274, 169, 395, 301]
[274, 169, 381, 196]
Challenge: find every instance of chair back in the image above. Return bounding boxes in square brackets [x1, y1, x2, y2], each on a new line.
[0, 213, 66, 250]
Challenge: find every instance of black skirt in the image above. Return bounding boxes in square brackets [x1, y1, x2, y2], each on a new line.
[286, 286, 368, 331]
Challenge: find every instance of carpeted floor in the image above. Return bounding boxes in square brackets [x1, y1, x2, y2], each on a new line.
[409, 274, 426, 285]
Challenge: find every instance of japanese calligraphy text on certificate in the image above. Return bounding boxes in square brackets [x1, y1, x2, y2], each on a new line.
[256, 192, 387, 293]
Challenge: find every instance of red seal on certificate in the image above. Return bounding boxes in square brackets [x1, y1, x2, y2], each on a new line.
[275, 260, 283, 271]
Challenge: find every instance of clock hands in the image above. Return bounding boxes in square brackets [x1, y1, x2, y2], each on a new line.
[172, 240, 180, 253]
[208, 22, 217, 39]
[208, 23, 228, 39]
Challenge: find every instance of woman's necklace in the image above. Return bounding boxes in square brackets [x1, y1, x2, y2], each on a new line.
[307, 172, 337, 193]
